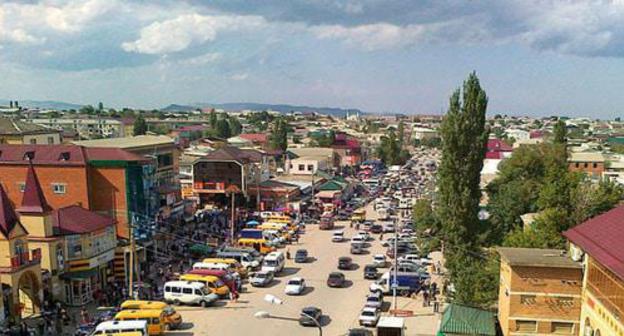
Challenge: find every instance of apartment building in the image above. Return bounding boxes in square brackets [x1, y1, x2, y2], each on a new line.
[497, 247, 583, 335]
[27, 118, 125, 139]
[0, 118, 62, 145]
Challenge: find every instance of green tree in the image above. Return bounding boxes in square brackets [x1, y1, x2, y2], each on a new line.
[376, 129, 407, 165]
[269, 117, 289, 151]
[397, 121, 405, 147]
[80, 105, 95, 115]
[412, 199, 440, 235]
[209, 110, 218, 129]
[215, 119, 232, 138]
[228, 117, 243, 136]
[98, 102, 104, 112]
[133, 114, 147, 135]
[437, 72, 489, 306]
[553, 119, 567, 144]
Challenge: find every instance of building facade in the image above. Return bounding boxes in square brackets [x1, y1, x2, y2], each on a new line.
[497, 247, 583, 336]
[568, 152, 606, 177]
[564, 204, 624, 336]
[0, 118, 62, 145]
[27, 118, 125, 139]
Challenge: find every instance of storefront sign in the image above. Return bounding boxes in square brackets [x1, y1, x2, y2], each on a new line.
[68, 249, 115, 271]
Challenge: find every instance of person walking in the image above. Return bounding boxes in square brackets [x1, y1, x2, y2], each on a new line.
[422, 290, 429, 307]
[286, 249, 291, 260]
[433, 299, 440, 313]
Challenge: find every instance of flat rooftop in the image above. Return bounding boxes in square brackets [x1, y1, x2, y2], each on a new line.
[497, 247, 582, 269]
[73, 135, 174, 149]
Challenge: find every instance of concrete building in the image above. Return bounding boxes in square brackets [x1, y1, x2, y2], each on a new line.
[568, 152, 606, 177]
[0, 118, 62, 145]
[27, 118, 125, 139]
[287, 148, 339, 173]
[497, 247, 583, 336]
[412, 126, 439, 141]
[74, 135, 180, 219]
[564, 204, 624, 336]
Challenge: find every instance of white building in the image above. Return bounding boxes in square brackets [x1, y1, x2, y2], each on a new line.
[26, 118, 125, 139]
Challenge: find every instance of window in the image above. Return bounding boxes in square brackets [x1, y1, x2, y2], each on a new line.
[575, 163, 580, 168]
[557, 296, 574, 307]
[584, 163, 589, 168]
[151, 318, 160, 324]
[593, 163, 598, 168]
[307, 164, 314, 171]
[171, 287, 181, 294]
[552, 322, 574, 334]
[516, 320, 537, 332]
[23, 151, 35, 160]
[182, 288, 192, 294]
[165, 286, 171, 292]
[47, 137, 54, 144]
[29, 139, 37, 144]
[18, 182, 25, 192]
[52, 183, 66, 194]
[520, 295, 536, 305]
[298, 164, 305, 171]
[195, 289, 203, 295]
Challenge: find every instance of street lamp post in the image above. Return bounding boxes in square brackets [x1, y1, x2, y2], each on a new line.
[257, 294, 323, 336]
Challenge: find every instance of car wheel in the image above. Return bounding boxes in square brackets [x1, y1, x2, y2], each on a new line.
[200, 300, 208, 308]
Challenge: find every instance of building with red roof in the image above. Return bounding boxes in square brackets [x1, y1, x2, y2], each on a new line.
[239, 133, 268, 146]
[332, 133, 363, 166]
[563, 204, 624, 336]
[0, 144, 155, 240]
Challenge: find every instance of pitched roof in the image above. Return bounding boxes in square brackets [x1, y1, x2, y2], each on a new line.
[83, 147, 149, 162]
[0, 144, 87, 166]
[568, 152, 606, 163]
[0, 118, 60, 136]
[51, 205, 114, 235]
[438, 303, 496, 336]
[17, 163, 51, 214]
[201, 146, 263, 163]
[239, 133, 268, 143]
[487, 139, 513, 152]
[563, 204, 624, 280]
[0, 183, 22, 238]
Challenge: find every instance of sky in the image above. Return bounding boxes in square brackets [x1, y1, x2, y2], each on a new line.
[2, 0, 624, 118]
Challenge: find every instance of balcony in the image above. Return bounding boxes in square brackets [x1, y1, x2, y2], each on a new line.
[4, 249, 41, 273]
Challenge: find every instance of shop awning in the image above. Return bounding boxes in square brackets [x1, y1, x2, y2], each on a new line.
[61, 269, 98, 280]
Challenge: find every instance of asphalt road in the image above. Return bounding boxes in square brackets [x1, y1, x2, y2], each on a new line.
[169, 202, 441, 336]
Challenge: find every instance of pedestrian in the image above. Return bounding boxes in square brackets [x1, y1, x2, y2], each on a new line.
[55, 317, 63, 336]
[295, 234, 299, 244]
[433, 299, 440, 313]
[431, 282, 438, 298]
[286, 249, 291, 260]
[422, 290, 429, 307]
[19, 321, 29, 336]
[436, 261, 442, 275]
[380, 233, 384, 241]
[80, 307, 90, 324]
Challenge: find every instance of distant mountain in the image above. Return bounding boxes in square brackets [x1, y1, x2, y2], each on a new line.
[163, 102, 364, 117]
[0, 99, 82, 110]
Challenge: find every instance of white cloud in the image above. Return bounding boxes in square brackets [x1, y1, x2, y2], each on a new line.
[230, 73, 249, 81]
[312, 23, 429, 50]
[122, 13, 267, 54]
[180, 52, 222, 65]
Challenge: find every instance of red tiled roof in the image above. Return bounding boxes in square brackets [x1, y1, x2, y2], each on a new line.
[563, 204, 624, 280]
[52, 205, 114, 235]
[0, 183, 22, 238]
[487, 139, 513, 152]
[485, 151, 504, 159]
[0, 144, 87, 165]
[239, 133, 268, 143]
[17, 163, 51, 214]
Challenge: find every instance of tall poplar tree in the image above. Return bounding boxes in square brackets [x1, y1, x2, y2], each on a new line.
[553, 119, 567, 144]
[437, 72, 490, 305]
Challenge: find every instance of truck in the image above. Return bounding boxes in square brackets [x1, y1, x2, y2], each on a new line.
[369, 271, 422, 295]
[319, 213, 335, 230]
[376, 316, 406, 336]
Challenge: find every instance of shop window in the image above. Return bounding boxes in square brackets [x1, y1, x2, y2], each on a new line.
[552, 322, 574, 334]
[516, 320, 537, 332]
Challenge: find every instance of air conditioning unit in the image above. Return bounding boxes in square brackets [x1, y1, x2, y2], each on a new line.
[571, 244, 584, 262]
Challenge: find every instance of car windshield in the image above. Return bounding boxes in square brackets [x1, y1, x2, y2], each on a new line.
[329, 274, 341, 279]
[362, 311, 375, 317]
[256, 273, 268, 279]
[265, 260, 278, 266]
[367, 296, 379, 302]
[288, 279, 302, 285]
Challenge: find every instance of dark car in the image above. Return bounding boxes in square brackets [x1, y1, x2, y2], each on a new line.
[387, 246, 410, 259]
[295, 249, 309, 263]
[370, 225, 383, 234]
[338, 257, 353, 270]
[348, 328, 373, 336]
[327, 272, 346, 287]
[299, 307, 323, 326]
[363, 264, 378, 279]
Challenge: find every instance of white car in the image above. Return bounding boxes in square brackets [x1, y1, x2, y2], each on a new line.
[284, 277, 306, 295]
[332, 231, 345, 242]
[372, 254, 388, 268]
[358, 307, 380, 327]
[351, 235, 365, 246]
[357, 231, 371, 241]
[398, 254, 421, 264]
[365, 293, 383, 309]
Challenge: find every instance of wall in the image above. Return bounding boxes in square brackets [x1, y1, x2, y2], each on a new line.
[568, 161, 605, 176]
[88, 167, 129, 239]
[0, 165, 90, 211]
[22, 133, 62, 145]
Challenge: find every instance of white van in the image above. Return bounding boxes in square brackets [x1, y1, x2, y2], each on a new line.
[93, 320, 148, 336]
[216, 251, 260, 270]
[262, 251, 285, 273]
[163, 281, 219, 307]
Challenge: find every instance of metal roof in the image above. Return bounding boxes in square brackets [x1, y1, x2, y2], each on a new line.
[438, 304, 496, 336]
[73, 135, 174, 149]
[497, 247, 581, 269]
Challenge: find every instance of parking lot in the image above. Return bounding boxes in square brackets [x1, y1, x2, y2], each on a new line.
[171, 199, 442, 336]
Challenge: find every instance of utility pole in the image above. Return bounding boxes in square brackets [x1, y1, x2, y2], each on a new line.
[128, 219, 135, 298]
[393, 215, 398, 314]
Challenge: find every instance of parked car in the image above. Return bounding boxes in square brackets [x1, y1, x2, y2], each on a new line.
[372, 254, 388, 268]
[299, 307, 323, 327]
[350, 244, 365, 255]
[295, 249, 309, 263]
[326, 272, 346, 288]
[364, 264, 378, 279]
[358, 307, 380, 327]
[348, 328, 373, 336]
[357, 231, 371, 241]
[250, 270, 274, 287]
[370, 224, 383, 234]
[365, 292, 384, 309]
[285, 277, 306, 295]
[338, 257, 354, 270]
